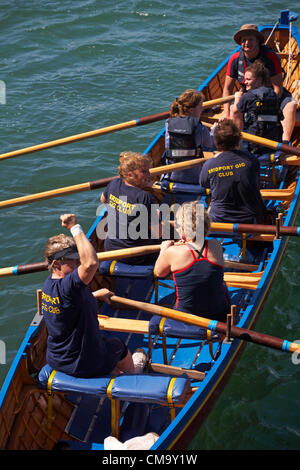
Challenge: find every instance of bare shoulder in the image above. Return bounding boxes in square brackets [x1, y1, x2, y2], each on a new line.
[170, 243, 194, 270]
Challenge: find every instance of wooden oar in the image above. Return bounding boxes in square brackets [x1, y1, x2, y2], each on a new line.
[0, 244, 260, 279]
[0, 175, 118, 210]
[0, 95, 234, 162]
[202, 121, 300, 158]
[110, 295, 300, 354]
[210, 222, 300, 237]
[0, 245, 161, 278]
[0, 155, 214, 210]
[1, 150, 296, 210]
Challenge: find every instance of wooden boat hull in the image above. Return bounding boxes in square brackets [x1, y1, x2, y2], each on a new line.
[0, 10, 300, 450]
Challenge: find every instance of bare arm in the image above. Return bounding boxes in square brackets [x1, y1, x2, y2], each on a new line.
[92, 288, 114, 304]
[60, 214, 99, 285]
[230, 91, 244, 130]
[271, 72, 283, 97]
[222, 75, 236, 118]
[154, 241, 174, 278]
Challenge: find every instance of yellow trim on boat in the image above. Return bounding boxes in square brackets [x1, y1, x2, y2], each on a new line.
[47, 369, 57, 430]
[107, 377, 115, 399]
[167, 377, 176, 421]
[109, 260, 117, 276]
[159, 317, 166, 336]
[107, 377, 119, 437]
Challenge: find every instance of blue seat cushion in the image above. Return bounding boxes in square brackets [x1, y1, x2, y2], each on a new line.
[38, 364, 111, 396]
[111, 373, 190, 404]
[160, 180, 208, 195]
[149, 315, 219, 340]
[38, 364, 190, 405]
[99, 260, 154, 278]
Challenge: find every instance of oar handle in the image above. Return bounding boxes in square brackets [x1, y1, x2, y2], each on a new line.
[210, 222, 300, 237]
[241, 132, 300, 158]
[137, 112, 169, 126]
[110, 295, 300, 355]
[278, 142, 300, 157]
[137, 95, 235, 125]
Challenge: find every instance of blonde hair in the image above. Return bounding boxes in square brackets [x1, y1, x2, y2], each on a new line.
[118, 152, 152, 185]
[170, 89, 204, 117]
[119, 151, 138, 164]
[175, 201, 210, 241]
[44, 234, 75, 271]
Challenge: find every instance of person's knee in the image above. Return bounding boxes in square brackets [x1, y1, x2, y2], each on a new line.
[117, 350, 134, 373]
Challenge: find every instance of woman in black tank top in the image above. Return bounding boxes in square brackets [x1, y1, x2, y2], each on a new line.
[154, 201, 230, 321]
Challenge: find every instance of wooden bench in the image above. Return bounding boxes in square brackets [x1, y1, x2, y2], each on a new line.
[98, 315, 149, 335]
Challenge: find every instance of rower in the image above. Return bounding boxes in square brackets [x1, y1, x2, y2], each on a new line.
[153, 201, 230, 323]
[161, 89, 214, 185]
[199, 119, 267, 224]
[222, 23, 297, 144]
[100, 152, 161, 265]
[230, 61, 284, 155]
[41, 213, 143, 379]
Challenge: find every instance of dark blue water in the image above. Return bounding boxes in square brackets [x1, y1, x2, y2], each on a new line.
[0, 1, 300, 450]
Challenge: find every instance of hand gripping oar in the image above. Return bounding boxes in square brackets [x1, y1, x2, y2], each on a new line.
[110, 295, 300, 355]
[0, 95, 234, 162]
[202, 121, 300, 158]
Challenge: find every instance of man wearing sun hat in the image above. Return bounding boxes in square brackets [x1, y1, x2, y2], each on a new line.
[222, 24, 296, 143]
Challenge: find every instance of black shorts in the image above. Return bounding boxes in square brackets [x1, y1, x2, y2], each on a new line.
[102, 336, 128, 374]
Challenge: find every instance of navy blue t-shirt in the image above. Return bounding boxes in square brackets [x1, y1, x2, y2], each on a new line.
[42, 269, 110, 377]
[199, 150, 266, 223]
[103, 177, 159, 251]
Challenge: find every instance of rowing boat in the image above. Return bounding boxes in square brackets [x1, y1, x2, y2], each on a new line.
[0, 9, 299, 451]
